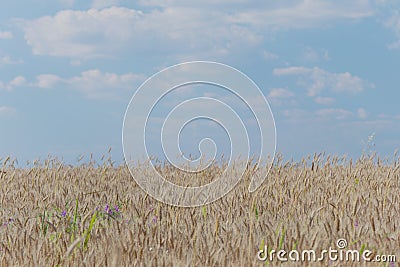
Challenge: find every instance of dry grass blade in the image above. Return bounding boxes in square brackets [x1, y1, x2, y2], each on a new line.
[65, 237, 83, 258]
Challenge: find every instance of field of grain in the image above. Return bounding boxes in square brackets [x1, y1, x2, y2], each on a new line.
[0, 154, 399, 266]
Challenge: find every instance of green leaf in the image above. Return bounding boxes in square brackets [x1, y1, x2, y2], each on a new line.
[84, 212, 98, 249]
[360, 243, 366, 254]
[201, 206, 207, 221]
[254, 204, 259, 221]
[279, 226, 286, 250]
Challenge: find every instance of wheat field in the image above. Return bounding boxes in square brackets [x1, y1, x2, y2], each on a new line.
[0, 154, 399, 266]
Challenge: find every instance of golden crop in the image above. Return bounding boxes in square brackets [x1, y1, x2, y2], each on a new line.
[0, 154, 399, 266]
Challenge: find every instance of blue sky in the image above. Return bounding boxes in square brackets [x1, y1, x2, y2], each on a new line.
[1, 0, 400, 165]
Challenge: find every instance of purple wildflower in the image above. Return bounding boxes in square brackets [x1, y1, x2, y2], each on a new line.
[152, 216, 157, 224]
[354, 220, 359, 227]
[3, 218, 13, 227]
[61, 210, 67, 217]
[114, 205, 119, 212]
[105, 204, 111, 214]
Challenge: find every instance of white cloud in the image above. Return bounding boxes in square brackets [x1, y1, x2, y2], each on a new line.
[0, 106, 16, 117]
[301, 47, 330, 62]
[273, 66, 311, 76]
[36, 74, 62, 89]
[316, 108, 353, 120]
[357, 107, 368, 119]
[333, 72, 368, 93]
[268, 88, 294, 99]
[59, 0, 76, 7]
[68, 69, 143, 98]
[388, 41, 400, 49]
[262, 50, 279, 61]
[283, 107, 370, 122]
[9, 76, 26, 88]
[273, 66, 374, 96]
[1, 70, 144, 99]
[282, 108, 311, 121]
[0, 31, 13, 39]
[0, 76, 26, 91]
[302, 47, 320, 62]
[34, 69, 145, 99]
[21, 6, 261, 59]
[23, 7, 143, 58]
[314, 96, 335, 105]
[92, 0, 121, 9]
[384, 11, 400, 49]
[268, 88, 296, 106]
[0, 56, 23, 65]
[138, 0, 247, 7]
[226, 0, 373, 30]
[21, 1, 375, 59]
[283, 107, 353, 121]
